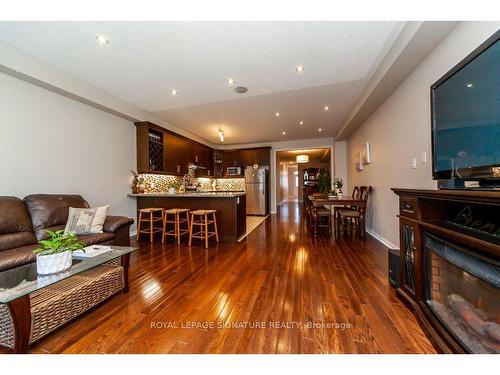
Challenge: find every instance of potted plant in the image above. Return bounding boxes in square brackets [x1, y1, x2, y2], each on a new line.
[335, 177, 344, 198]
[167, 180, 180, 194]
[33, 230, 85, 275]
[317, 167, 331, 194]
[328, 189, 337, 199]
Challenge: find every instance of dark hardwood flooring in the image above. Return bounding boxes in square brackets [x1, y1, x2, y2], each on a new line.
[2, 203, 436, 354]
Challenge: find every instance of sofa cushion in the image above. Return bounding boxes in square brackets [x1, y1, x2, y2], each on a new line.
[0, 244, 38, 272]
[77, 232, 116, 246]
[24, 194, 90, 241]
[0, 196, 36, 251]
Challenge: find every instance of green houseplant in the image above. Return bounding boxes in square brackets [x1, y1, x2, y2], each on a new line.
[317, 167, 331, 194]
[33, 230, 85, 275]
[335, 177, 344, 197]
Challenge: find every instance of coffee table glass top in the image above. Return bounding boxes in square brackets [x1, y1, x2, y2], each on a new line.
[0, 246, 137, 304]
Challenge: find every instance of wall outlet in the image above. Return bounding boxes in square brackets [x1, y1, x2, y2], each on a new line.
[411, 158, 417, 169]
[421, 152, 427, 164]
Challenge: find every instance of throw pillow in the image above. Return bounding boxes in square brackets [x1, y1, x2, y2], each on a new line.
[64, 205, 109, 235]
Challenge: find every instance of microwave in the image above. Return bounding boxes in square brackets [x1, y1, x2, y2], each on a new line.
[227, 167, 242, 176]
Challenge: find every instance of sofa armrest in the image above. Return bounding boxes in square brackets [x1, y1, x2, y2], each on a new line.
[103, 215, 134, 233]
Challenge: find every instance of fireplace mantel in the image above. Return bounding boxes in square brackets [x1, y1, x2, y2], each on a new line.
[392, 188, 500, 353]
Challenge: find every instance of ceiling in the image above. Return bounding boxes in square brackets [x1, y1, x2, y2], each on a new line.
[0, 21, 402, 144]
[277, 148, 330, 163]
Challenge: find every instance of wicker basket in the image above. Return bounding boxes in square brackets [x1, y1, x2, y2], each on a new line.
[0, 260, 124, 349]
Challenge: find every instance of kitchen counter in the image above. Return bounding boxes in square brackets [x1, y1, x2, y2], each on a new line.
[128, 192, 246, 242]
[127, 191, 245, 198]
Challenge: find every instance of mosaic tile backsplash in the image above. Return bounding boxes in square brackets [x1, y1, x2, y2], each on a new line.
[138, 174, 245, 193]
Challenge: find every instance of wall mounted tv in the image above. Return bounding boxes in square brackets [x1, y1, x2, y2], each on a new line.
[431, 30, 500, 184]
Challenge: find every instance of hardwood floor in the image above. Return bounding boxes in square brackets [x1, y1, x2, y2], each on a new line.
[2, 203, 436, 354]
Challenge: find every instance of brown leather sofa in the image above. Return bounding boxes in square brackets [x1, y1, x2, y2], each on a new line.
[0, 194, 134, 272]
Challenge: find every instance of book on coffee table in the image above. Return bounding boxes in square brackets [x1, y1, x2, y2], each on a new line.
[73, 245, 113, 258]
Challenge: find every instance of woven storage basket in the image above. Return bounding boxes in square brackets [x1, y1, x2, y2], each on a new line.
[0, 260, 124, 349]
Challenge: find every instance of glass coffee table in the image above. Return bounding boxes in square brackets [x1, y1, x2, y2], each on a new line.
[0, 246, 137, 353]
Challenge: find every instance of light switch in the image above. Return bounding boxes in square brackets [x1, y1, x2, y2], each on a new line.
[411, 158, 417, 169]
[421, 152, 427, 164]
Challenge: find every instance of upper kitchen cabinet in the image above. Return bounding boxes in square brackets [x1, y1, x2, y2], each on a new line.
[164, 132, 189, 175]
[136, 121, 214, 176]
[136, 122, 165, 173]
[222, 147, 271, 170]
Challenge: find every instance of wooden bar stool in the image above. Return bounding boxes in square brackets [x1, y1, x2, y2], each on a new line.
[137, 208, 164, 242]
[162, 208, 190, 245]
[188, 210, 219, 248]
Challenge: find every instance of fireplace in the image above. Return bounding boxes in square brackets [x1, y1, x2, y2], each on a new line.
[424, 233, 500, 353]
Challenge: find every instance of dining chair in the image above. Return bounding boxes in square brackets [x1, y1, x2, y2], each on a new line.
[337, 186, 372, 239]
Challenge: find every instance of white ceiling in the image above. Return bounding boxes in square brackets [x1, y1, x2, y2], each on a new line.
[0, 21, 401, 144]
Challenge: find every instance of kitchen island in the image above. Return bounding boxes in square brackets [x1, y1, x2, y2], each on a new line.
[128, 192, 246, 242]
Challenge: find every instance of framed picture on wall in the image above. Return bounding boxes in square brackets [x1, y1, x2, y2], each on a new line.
[361, 142, 371, 165]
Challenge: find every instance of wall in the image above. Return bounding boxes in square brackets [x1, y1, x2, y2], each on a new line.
[346, 22, 500, 247]
[0, 72, 137, 231]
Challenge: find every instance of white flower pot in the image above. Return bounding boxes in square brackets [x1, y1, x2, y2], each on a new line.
[36, 251, 73, 275]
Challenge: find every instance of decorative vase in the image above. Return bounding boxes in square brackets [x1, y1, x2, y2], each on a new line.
[36, 251, 73, 275]
[336, 188, 343, 198]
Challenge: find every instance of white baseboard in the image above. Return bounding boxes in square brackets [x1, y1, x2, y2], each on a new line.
[365, 227, 398, 249]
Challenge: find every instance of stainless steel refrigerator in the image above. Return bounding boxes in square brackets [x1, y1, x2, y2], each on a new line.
[244, 167, 268, 216]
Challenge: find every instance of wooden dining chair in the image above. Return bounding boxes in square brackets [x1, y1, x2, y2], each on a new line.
[337, 186, 372, 239]
[334, 186, 360, 236]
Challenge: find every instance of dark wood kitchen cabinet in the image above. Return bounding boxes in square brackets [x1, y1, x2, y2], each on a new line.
[164, 132, 189, 175]
[136, 121, 214, 176]
[222, 147, 271, 170]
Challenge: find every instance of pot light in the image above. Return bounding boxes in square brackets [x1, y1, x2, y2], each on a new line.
[296, 155, 309, 163]
[95, 34, 110, 45]
[296, 64, 305, 73]
[275, 112, 280, 117]
[170, 89, 179, 96]
[466, 83, 473, 88]
[324, 106, 329, 111]
[282, 131, 286, 135]
[299, 121, 304, 125]
[318, 128, 322, 132]
[218, 129, 224, 142]
[227, 78, 235, 85]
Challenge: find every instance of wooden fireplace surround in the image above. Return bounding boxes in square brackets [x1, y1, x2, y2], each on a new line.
[391, 188, 500, 353]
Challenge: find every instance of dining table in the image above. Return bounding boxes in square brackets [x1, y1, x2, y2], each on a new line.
[307, 195, 367, 238]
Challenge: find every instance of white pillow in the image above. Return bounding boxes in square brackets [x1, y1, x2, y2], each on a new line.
[64, 205, 110, 235]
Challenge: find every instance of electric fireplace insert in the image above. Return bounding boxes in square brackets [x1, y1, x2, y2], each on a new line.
[424, 233, 500, 353]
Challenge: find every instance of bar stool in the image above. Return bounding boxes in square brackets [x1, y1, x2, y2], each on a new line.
[137, 208, 164, 242]
[188, 210, 219, 248]
[162, 208, 190, 245]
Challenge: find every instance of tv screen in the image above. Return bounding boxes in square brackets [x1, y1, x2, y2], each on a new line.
[431, 34, 500, 180]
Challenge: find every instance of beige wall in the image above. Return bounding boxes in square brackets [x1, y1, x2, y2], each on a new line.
[346, 22, 500, 247]
[0, 72, 137, 232]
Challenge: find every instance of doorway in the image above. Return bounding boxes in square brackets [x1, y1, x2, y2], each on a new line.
[275, 148, 331, 206]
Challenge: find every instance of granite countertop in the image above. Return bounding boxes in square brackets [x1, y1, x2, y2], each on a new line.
[127, 191, 246, 198]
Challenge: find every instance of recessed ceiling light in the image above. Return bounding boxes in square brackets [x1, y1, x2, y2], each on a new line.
[318, 128, 322, 132]
[227, 78, 235, 85]
[170, 89, 179, 96]
[95, 34, 110, 45]
[299, 121, 304, 125]
[296, 64, 305, 73]
[324, 106, 329, 111]
[282, 131, 286, 135]
[275, 112, 280, 117]
[466, 83, 473, 88]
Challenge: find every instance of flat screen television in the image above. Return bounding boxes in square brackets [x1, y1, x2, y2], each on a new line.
[431, 31, 500, 185]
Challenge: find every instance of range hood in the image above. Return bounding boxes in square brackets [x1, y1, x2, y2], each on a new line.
[188, 161, 206, 170]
